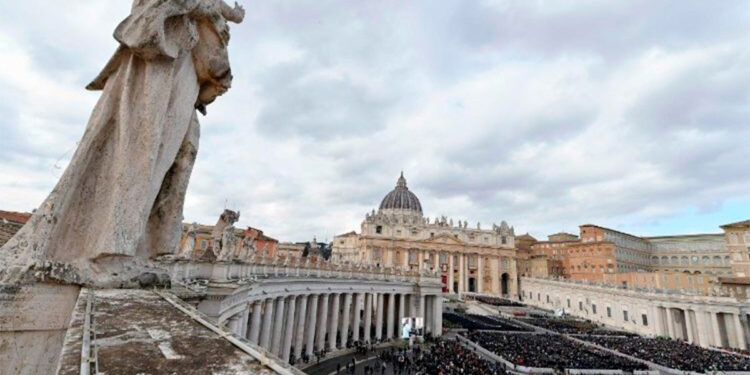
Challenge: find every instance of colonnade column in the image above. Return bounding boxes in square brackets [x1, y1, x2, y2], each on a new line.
[328, 293, 340, 350]
[685, 310, 695, 344]
[666, 308, 675, 339]
[240, 306, 250, 338]
[260, 298, 274, 349]
[448, 254, 454, 293]
[293, 295, 308, 361]
[711, 311, 722, 347]
[281, 296, 296, 361]
[305, 295, 319, 358]
[316, 294, 329, 351]
[340, 293, 352, 348]
[352, 293, 362, 343]
[375, 293, 384, 341]
[249, 300, 263, 344]
[694, 309, 710, 347]
[364, 293, 373, 343]
[386, 293, 395, 339]
[734, 313, 747, 349]
[271, 297, 286, 355]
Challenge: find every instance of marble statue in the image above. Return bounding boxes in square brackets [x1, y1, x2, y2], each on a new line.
[239, 234, 256, 261]
[213, 209, 240, 261]
[178, 223, 199, 260]
[0, 0, 244, 285]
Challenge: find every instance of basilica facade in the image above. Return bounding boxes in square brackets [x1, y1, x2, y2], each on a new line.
[332, 173, 519, 297]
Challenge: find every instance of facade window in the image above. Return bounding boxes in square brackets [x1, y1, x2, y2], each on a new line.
[567, 299, 571, 308]
[200, 240, 207, 249]
[623, 310, 629, 322]
[408, 251, 418, 265]
[642, 314, 648, 326]
[537, 293, 541, 301]
[546, 295, 550, 303]
[606, 306, 611, 318]
[592, 304, 597, 314]
[439, 253, 447, 265]
[376, 225, 383, 234]
[501, 236, 507, 245]
[579, 301, 583, 310]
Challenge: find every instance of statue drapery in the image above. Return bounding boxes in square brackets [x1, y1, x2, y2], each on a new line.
[0, 0, 244, 285]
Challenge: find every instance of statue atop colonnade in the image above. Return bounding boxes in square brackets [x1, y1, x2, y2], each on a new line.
[0, 0, 245, 286]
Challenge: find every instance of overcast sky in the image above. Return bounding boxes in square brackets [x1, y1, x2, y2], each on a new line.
[1, 1, 749, 242]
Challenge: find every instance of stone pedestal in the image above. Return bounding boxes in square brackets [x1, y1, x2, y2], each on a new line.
[0, 283, 81, 375]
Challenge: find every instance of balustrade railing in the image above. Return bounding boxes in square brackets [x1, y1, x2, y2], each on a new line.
[157, 257, 441, 285]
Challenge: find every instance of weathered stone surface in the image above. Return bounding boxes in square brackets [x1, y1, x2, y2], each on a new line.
[0, 283, 80, 375]
[0, 0, 245, 287]
[56, 289, 272, 375]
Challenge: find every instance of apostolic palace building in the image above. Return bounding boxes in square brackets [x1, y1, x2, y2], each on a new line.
[333, 173, 519, 297]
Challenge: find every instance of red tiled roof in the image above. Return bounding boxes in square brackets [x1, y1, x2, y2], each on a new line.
[0, 210, 32, 224]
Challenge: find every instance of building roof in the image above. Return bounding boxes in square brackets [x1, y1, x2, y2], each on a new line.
[0, 210, 32, 224]
[720, 219, 750, 229]
[516, 233, 537, 241]
[379, 172, 423, 214]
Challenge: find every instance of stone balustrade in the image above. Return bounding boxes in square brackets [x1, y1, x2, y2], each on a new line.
[156, 258, 444, 365]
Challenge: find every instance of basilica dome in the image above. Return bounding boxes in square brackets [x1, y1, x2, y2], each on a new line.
[379, 172, 423, 214]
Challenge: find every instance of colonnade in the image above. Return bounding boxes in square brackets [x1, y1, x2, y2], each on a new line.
[522, 276, 749, 350]
[652, 305, 748, 350]
[223, 291, 443, 362]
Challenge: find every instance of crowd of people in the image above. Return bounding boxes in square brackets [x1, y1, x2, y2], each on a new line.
[583, 336, 750, 372]
[467, 332, 648, 371]
[520, 316, 633, 336]
[467, 295, 525, 307]
[443, 312, 530, 331]
[367, 339, 505, 375]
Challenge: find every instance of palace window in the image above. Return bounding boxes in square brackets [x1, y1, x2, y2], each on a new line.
[607, 307, 612, 317]
[567, 299, 571, 308]
[376, 225, 383, 234]
[546, 295, 550, 303]
[592, 304, 597, 314]
[623, 310, 629, 322]
[579, 301, 583, 311]
[501, 236, 507, 245]
[642, 314, 648, 326]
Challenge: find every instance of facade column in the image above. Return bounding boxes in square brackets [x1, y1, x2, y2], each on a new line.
[491, 257, 501, 295]
[316, 294, 329, 351]
[477, 255, 484, 293]
[417, 251, 425, 270]
[293, 295, 308, 361]
[711, 311, 723, 347]
[271, 297, 286, 355]
[352, 293, 362, 343]
[433, 295, 442, 336]
[375, 293, 384, 341]
[249, 300, 263, 344]
[260, 298, 274, 350]
[666, 307, 675, 339]
[386, 293, 395, 339]
[398, 294, 406, 334]
[281, 296, 296, 362]
[340, 293, 353, 348]
[305, 295, 318, 358]
[458, 254, 466, 293]
[364, 293, 373, 343]
[448, 253, 455, 293]
[734, 313, 748, 349]
[433, 251, 440, 270]
[419, 295, 426, 321]
[424, 296, 433, 336]
[327, 293, 340, 350]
